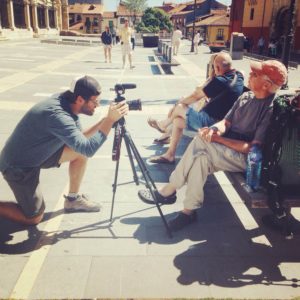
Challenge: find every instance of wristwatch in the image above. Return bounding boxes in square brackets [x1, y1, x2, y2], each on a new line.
[209, 126, 218, 132]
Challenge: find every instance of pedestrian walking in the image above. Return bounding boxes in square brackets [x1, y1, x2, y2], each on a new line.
[101, 26, 112, 63]
[172, 26, 182, 56]
[193, 30, 201, 54]
[119, 19, 134, 69]
[257, 36, 265, 55]
[131, 28, 136, 51]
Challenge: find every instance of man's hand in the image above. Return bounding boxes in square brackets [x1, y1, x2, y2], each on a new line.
[107, 101, 129, 123]
[198, 127, 218, 143]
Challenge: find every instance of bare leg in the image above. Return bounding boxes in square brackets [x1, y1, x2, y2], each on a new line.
[59, 146, 88, 194]
[122, 55, 126, 68]
[160, 117, 186, 161]
[149, 105, 180, 132]
[104, 47, 108, 62]
[108, 47, 112, 62]
[155, 124, 172, 141]
[128, 53, 133, 68]
[154, 104, 188, 161]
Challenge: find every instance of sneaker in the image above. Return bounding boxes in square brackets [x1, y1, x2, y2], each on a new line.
[168, 211, 197, 231]
[64, 194, 101, 213]
[138, 189, 176, 205]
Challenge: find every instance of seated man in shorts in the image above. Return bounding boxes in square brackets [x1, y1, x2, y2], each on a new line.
[148, 52, 244, 164]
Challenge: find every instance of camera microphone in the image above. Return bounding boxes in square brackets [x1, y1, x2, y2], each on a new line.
[115, 83, 136, 90]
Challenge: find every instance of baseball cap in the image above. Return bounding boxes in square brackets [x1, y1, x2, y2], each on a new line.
[69, 75, 101, 100]
[250, 60, 287, 86]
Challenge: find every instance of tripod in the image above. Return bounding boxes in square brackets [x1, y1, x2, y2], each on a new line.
[109, 103, 172, 238]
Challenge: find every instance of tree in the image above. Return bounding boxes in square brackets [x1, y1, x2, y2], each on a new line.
[135, 7, 172, 33]
[122, 0, 147, 25]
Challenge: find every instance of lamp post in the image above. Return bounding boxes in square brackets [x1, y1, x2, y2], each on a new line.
[190, 0, 196, 52]
[281, 0, 296, 89]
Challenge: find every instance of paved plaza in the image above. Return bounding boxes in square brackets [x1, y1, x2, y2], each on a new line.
[0, 38, 300, 299]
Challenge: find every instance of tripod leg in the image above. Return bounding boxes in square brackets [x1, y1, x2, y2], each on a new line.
[123, 132, 139, 185]
[110, 158, 120, 221]
[124, 131, 157, 189]
[123, 129, 173, 238]
[110, 132, 123, 221]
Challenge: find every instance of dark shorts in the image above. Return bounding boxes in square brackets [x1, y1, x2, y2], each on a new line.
[2, 146, 64, 218]
[186, 107, 217, 131]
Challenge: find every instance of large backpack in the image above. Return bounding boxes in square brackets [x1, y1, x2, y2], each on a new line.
[261, 93, 300, 217]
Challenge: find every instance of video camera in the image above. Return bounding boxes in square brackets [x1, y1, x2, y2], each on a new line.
[111, 83, 141, 161]
[112, 83, 142, 111]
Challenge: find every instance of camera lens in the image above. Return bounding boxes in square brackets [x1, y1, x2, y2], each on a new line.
[127, 99, 142, 111]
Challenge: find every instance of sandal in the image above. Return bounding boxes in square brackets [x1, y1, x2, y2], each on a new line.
[147, 118, 166, 133]
[149, 156, 175, 164]
[153, 136, 170, 145]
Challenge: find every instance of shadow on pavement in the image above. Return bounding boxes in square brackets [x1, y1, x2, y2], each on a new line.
[120, 178, 300, 289]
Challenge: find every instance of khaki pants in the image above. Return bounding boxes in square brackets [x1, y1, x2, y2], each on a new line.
[169, 136, 247, 210]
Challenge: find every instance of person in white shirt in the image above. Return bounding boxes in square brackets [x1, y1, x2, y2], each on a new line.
[172, 26, 182, 56]
[193, 30, 201, 54]
[119, 19, 134, 69]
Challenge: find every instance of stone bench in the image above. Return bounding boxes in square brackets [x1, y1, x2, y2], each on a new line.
[155, 40, 180, 74]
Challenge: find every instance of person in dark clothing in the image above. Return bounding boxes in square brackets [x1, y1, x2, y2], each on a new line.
[147, 52, 244, 164]
[138, 60, 287, 232]
[0, 75, 128, 225]
[101, 26, 112, 63]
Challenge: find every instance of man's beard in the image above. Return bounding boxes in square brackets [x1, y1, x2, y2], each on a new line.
[80, 105, 94, 116]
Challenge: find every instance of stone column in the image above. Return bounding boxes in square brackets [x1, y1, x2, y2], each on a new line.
[30, 0, 39, 33]
[55, 0, 62, 30]
[54, 6, 59, 30]
[61, 0, 69, 30]
[24, 0, 32, 31]
[45, 5, 50, 30]
[7, 0, 15, 30]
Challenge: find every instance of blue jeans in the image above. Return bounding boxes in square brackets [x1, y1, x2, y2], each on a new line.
[186, 107, 217, 131]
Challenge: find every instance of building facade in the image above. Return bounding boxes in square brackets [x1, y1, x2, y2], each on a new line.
[186, 10, 229, 43]
[229, 0, 300, 53]
[0, 0, 69, 39]
[169, 0, 227, 36]
[69, 3, 103, 33]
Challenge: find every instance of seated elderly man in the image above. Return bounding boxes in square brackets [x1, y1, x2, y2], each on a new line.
[148, 52, 244, 164]
[138, 60, 288, 231]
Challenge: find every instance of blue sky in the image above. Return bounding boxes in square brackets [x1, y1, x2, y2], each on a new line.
[103, 0, 232, 11]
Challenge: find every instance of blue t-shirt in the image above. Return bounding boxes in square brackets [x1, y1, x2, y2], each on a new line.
[0, 95, 107, 171]
[202, 70, 244, 120]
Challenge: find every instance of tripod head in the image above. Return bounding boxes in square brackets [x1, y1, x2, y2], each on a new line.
[111, 83, 140, 161]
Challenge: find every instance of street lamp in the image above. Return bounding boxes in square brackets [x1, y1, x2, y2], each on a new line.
[281, 0, 296, 89]
[190, 0, 196, 52]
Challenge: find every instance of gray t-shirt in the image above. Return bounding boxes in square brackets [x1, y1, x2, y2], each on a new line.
[224, 91, 275, 144]
[0, 95, 107, 171]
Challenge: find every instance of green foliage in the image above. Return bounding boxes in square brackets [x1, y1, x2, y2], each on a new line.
[135, 7, 172, 33]
[122, 0, 147, 14]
